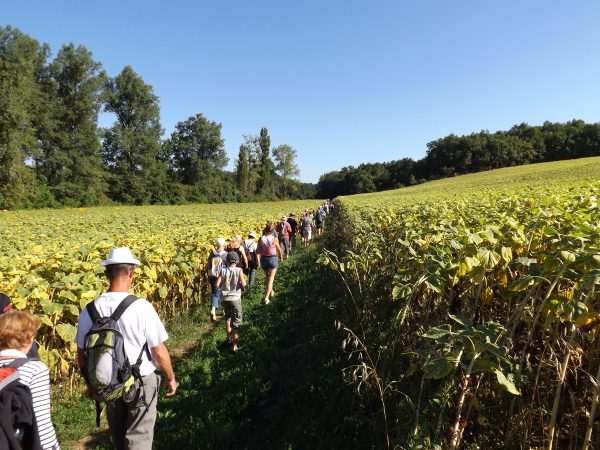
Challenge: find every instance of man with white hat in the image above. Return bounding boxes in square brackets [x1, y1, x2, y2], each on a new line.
[75, 247, 176, 450]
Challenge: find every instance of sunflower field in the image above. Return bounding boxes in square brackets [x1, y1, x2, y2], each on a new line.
[322, 157, 600, 448]
[0, 200, 315, 382]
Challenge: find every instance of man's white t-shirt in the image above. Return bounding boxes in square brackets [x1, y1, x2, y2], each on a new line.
[75, 292, 168, 377]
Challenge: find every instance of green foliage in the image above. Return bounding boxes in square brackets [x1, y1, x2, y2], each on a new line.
[165, 113, 228, 185]
[102, 66, 166, 204]
[37, 43, 107, 206]
[258, 127, 273, 194]
[0, 27, 315, 209]
[0, 26, 50, 208]
[317, 120, 600, 198]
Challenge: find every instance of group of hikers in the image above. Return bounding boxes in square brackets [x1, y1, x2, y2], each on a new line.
[0, 202, 332, 450]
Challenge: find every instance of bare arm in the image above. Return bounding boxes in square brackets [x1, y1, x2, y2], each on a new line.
[151, 343, 176, 397]
[240, 272, 247, 289]
[239, 246, 248, 266]
[77, 348, 94, 399]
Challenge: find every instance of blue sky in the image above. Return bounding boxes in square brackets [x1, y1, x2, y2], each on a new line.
[4, 1, 600, 182]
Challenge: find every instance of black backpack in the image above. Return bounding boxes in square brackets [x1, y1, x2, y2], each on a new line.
[0, 358, 43, 450]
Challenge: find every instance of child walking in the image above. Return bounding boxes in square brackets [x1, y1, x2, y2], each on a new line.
[216, 251, 247, 351]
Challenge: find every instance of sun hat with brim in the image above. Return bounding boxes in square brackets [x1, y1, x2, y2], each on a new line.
[248, 231, 257, 238]
[101, 247, 141, 266]
[281, 216, 287, 221]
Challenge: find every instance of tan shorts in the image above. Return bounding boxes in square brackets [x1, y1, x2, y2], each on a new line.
[222, 299, 243, 329]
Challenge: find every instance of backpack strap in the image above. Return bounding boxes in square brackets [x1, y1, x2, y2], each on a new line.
[110, 294, 139, 321]
[6, 357, 40, 369]
[86, 300, 101, 323]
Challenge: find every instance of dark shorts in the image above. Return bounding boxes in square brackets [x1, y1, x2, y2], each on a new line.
[260, 255, 279, 270]
[222, 299, 243, 329]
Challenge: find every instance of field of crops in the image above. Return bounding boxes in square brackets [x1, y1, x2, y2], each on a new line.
[0, 200, 316, 381]
[325, 157, 600, 448]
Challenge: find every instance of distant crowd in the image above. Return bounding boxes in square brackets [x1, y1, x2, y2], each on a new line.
[0, 202, 333, 450]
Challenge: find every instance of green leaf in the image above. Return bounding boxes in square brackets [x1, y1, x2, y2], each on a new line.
[543, 226, 559, 236]
[513, 257, 537, 267]
[478, 248, 501, 270]
[423, 357, 454, 379]
[422, 324, 452, 340]
[58, 290, 78, 303]
[495, 370, 521, 395]
[500, 247, 513, 265]
[449, 314, 472, 328]
[55, 323, 77, 344]
[158, 286, 168, 299]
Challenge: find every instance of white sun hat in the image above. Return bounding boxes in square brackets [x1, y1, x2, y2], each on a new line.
[101, 247, 141, 266]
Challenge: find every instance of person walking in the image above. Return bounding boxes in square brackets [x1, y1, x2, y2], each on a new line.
[286, 213, 298, 253]
[300, 210, 313, 247]
[216, 252, 246, 352]
[276, 216, 292, 260]
[242, 232, 258, 285]
[0, 311, 60, 450]
[315, 206, 325, 236]
[226, 235, 248, 270]
[256, 222, 283, 304]
[207, 238, 228, 321]
[75, 247, 176, 450]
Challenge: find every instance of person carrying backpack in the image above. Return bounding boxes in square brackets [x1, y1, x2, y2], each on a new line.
[207, 238, 228, 321]
[75, 247, 176, 450]
[0, 310, 58, 450]
[216, 252, 247, 352]
[242, 231, 258, 285]
[276, 216, 292, 260]
[286, 213, 298, 253]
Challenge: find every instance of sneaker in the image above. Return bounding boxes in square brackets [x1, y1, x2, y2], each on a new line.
[265, 297, 270, 305]
[227, 335, 233, 344]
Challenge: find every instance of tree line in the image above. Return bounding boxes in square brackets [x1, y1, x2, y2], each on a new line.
[0, 26, 313, 209]
[316, 120, 600, 198]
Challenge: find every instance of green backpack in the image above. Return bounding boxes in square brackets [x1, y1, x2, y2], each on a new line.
[82, 295, 148, 424]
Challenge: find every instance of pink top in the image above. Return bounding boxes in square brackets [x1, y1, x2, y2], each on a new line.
[257, 235, 276, 256]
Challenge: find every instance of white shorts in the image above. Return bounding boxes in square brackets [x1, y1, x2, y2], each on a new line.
[303, 228, 312, 240]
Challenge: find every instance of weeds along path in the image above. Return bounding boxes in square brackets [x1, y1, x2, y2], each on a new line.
[153, 242, 366, 450]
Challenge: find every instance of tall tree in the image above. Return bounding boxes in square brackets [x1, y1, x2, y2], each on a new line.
[0, 26, 49, 209]
[102, 66, 166, 204]
[272, 144, 300, 196]
[37, 43, 107, 205]
[258, 127, 273, 194]
[235, 143, 250, 194]
[166, 113, 227, 185]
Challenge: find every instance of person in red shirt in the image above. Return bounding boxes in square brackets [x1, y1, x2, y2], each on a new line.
[276, 216, 292, 260]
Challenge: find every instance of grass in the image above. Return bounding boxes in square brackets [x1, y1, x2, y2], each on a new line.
[153, 241, 371, 449]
